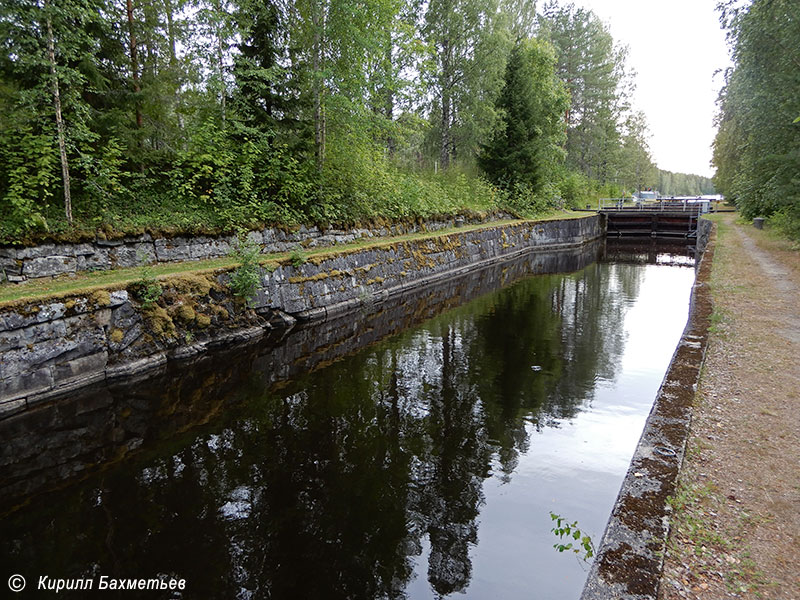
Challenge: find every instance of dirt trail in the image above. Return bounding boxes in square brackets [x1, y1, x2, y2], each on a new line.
[660, 214, 800, 599]
[732, 226, 800, 345]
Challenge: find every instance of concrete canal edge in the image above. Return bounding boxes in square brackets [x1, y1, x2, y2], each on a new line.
[581, 219, 715, 600]
[0, 215, 603, 419]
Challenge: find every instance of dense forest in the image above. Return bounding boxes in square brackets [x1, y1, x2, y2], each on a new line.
[1, 0, 709, 244]
[713, 0, 800, 239]
[656, 169, 715, 197]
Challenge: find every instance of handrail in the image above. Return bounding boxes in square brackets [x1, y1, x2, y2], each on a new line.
[598, 198, 708, 213]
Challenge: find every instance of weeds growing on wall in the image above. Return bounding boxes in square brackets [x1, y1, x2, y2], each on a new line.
[228, 234, 263, 306]
[133, 262, 163, 309]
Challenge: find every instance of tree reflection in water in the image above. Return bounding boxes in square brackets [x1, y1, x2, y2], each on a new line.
[2, 259, 689, 600]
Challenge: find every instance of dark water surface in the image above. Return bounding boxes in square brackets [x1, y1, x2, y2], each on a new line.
[0, 241, 696, 599]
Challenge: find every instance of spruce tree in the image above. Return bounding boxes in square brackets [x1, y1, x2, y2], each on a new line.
[479, 38, 567, 192]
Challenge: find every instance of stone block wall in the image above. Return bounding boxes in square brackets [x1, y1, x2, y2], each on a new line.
[0, 212, 511, 283]
[697, 216, 713, 254]
[0, 216, 603, 419]
[249, 216, 604, 320]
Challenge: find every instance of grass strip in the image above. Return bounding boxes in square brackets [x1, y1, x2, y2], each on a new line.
[0, 211, 589, 307]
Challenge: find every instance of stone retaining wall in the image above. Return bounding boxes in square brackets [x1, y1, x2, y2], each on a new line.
[0, 238, 604, 512]
[0, 216, 604, 420]
[0, 212, 511, 283]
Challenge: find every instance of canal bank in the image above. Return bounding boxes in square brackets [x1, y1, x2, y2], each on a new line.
[658, 214, 800, 600]
[0, 237, 700, 599]
[0, 215, 603, 419]
[0, 239, 605, 516]
[0, 212, 729, 598]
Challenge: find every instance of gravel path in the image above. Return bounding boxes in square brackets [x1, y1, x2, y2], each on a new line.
[660, 214, 800, 599]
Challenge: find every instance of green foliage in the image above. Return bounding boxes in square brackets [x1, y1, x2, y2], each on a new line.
[713, 0, 800, 237]
[228, 234, 263, 305]
[550, 512, 596, 561]
[556, 170, 594, 209]
[0, 122, 55, 238]
[75, 138, 129, 218]
[170, 120, 314, 228]
[768, 208, 800, 242]
[479, 38, 568, 193]
[658, 169, 715, 197]
[539, 2, 634, 185]
[0, 0, 665, 244]
[499, 182, 550, 217]
[617, 111, 658, 193]
[134, 259, 163, 309]
[289, 248, 307, 268]
[422, 0, 512, 169]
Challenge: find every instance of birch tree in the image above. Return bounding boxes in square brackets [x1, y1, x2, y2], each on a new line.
[422, 0, 510, 170]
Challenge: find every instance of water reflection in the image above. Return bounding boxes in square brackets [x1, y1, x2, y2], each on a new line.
[0, 241, 695, 599]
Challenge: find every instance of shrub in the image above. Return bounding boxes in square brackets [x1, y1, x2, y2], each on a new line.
[228, 234, 263, 305]
[134, 261, 163, 309]
[768, 208, 800, 243]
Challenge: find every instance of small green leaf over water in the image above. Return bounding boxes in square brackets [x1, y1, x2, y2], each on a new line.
[550, 512, 596, 561]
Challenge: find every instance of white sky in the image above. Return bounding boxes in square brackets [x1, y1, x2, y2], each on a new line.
[572, 0, 733, 177]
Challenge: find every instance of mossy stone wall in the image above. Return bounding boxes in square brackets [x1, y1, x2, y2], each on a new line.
[0, 216, 603, 419]
[0, 213, 511, 283]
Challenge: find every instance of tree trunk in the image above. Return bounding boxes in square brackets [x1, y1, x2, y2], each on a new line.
[44, 0, 72, 225]
[213, 0, 226, 125]
[125, 0, 143, 129]
[312, 2, 326, 172]
[383, 38, 395, 157]
[439, 39, 452, 170]
[164, 0, 184, 131]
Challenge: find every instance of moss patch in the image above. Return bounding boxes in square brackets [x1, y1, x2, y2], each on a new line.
[211, 305, 229, 320]
[163, 273, 218, 296]
[173, 304, 196, 323]
[288, 269, 346, 284]
[91, 290, 111, 307]
[144, 305, 176, 339]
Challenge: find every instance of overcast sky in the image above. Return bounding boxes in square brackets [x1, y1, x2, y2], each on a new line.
[571, 0, 733, 177]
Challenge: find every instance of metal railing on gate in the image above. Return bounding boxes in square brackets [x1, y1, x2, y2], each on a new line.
[598, 198, 709, 213]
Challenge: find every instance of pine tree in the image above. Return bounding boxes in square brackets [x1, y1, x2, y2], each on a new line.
[538, 2, 629, 183]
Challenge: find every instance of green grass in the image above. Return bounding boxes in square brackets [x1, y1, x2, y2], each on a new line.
[0, 257, 237, 305]
[708, 307, 731, 336]
[667, 479, 732, 557]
